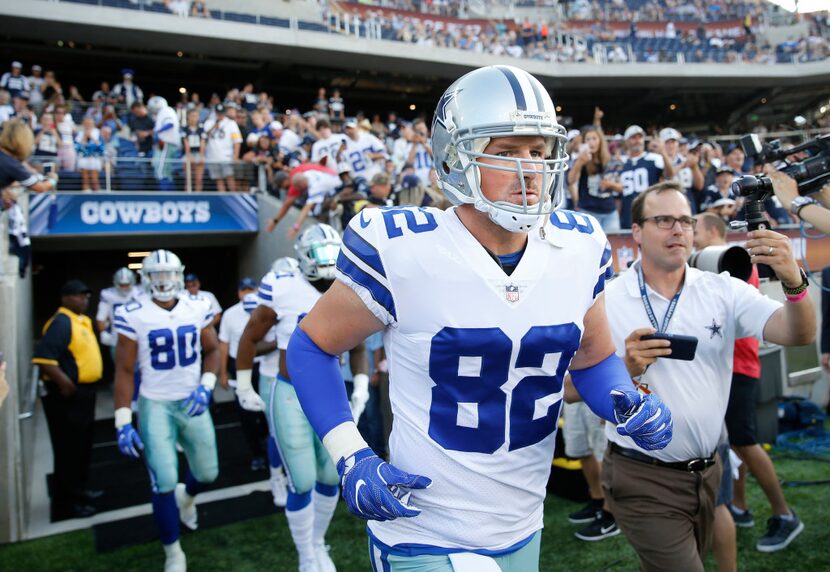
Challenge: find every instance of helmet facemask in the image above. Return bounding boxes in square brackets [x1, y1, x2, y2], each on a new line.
[145, 270, 181, 302]
[295, 224, 342, 282]
[451, 126, 568, 233]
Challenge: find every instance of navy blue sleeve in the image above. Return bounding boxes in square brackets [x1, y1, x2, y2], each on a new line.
[33, 314, 71, 365]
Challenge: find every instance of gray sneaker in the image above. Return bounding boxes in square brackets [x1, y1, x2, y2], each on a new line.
[728, 505, 754, 528]
[756, 512, 804, 553]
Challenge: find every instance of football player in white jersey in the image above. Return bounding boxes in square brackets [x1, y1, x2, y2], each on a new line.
[96, 267, 143, 358]
[113, 250, 220, 572]
[285, 65, 674, 571]
[235, 234, 369, 572]
[147, 96, 182, 192]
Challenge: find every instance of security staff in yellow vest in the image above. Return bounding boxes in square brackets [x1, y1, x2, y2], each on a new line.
[33, 279, 103, 520]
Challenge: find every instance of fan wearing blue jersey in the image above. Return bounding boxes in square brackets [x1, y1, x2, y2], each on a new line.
[236, 238, 369, 572]
[619, 125, 674, 229]
[113, 249, 220, 572]
[285, 65, 674, 571]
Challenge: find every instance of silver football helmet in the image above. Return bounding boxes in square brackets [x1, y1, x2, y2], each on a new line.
[146, 95, 168, 119]
[113, 267, 136, 296]
[294, 224, 342, 281]
[431, 65, 568, 233]
[270, 256, 300, 276]
[140, 249, 184, 302]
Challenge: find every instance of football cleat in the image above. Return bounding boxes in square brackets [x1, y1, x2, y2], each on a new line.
[175, 483, 198, 531]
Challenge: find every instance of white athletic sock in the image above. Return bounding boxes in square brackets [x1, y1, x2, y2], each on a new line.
[312, 488, 339, 546]
[285, 503, 316, 562]
[163, 540, 184, 557]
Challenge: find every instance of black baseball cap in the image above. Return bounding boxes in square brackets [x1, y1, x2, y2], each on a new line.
[214, 103, 225, 113]
[184, 273, 199, 282]
[60, 280, 91, 296]
[238, 277, 257, 290]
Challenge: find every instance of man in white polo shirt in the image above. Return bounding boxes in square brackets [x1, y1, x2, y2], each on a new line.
[602, 177, 814, 571]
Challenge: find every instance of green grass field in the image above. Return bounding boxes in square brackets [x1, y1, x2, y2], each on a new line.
[1, 452, 827, 571]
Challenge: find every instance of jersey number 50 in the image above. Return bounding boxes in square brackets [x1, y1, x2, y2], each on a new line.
[148, 325, 199, 370]
[428, 324, 580, 454]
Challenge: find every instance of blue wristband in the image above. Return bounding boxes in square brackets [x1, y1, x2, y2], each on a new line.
[286, 327, 353, 440]
[570, 353, 633, 422]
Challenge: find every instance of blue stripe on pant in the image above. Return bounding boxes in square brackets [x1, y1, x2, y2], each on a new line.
[138, 395, 218, 494]
[262, 375, 338, 495]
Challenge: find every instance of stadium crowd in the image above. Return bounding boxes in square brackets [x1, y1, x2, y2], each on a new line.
[1, 55, 828, 231]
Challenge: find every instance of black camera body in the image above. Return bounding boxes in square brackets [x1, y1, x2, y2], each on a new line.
[729, 133, 830, 231]
[732, 133, 830, 198]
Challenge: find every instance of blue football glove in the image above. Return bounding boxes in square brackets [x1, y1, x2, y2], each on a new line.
[183, 385, 212, 417]
[337, 448, 432, 521]
[611, 389, 673, 451]
[117, 423, 144, 459]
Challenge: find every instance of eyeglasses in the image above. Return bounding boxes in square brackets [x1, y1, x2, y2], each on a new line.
[638, 215, 696, 230]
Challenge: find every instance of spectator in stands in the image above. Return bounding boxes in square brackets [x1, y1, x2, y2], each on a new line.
[168, 0, 190, 16]
[34, 112, 60, 163]
[184, 273, 222, 327]
[75, 116, 104, 192]
[32, 280, 103, 520]
[0, 61, 30, 100]
[568, 124, 622, 231]
[204, 103, 242, 192]
[328, 88, 345, 120]
[619, 124, 673, 228]
[11, 92, 36, 130]
[127, 101, 153, 157]
[54, 105, 76, 172]
[27, 65, 44, 113]
[700, 165, 739, 222]
[66, 85, 85, 123]
[91, 81, 111, 104]
[314, 87, 329, 116]
[182, 107, 206, 192]
[40, 70, 62, 110]
[111, 69, 144, 109]
[191, 0, 210, 18]
[0, 118, 58, 192]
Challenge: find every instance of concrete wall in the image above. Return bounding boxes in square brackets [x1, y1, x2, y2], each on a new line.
[207, 0, 321, 21]
[238, 193, 306, 282]
[0, 195, 35, 543]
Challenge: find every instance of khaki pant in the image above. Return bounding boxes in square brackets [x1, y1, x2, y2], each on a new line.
[602, 445, 722, 572]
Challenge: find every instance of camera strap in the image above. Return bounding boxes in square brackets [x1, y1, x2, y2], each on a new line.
[637, 262, 683, 333]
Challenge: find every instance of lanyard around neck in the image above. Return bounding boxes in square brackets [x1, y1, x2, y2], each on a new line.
[636, 262, 683, 333]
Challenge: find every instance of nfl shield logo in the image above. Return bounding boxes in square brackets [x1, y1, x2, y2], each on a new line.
[505, 284, 519, 303]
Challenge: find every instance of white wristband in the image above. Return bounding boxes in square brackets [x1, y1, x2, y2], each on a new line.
[322, 421, 370, 464]
[352, 373, 369, 393]
[115, 407, 132, 429]
[200, 372, 217, 391]
[376, 359, 388, 373]
[236, 369, 253, 392]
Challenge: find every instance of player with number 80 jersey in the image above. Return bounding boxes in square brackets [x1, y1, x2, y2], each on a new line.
[115, 294, 214, 400]
[336, 204, 613, 552]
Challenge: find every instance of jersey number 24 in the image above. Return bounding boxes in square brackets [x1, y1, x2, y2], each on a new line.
[428, 324, 580, 454]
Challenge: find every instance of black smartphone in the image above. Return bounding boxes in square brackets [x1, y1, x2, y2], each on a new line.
[640, 333, 698, 361]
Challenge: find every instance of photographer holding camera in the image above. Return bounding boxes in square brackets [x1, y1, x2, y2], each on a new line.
[732, 134, 830, 234]
[693, 212, 802, 553]
[600, 182, 814, 570]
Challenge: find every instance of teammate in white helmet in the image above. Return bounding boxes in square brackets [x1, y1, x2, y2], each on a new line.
[113, 249, 220, 572]
[236, 234, 369, 572]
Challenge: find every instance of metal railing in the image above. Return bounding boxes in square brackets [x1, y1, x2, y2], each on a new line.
[29, 155, 271, 193]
